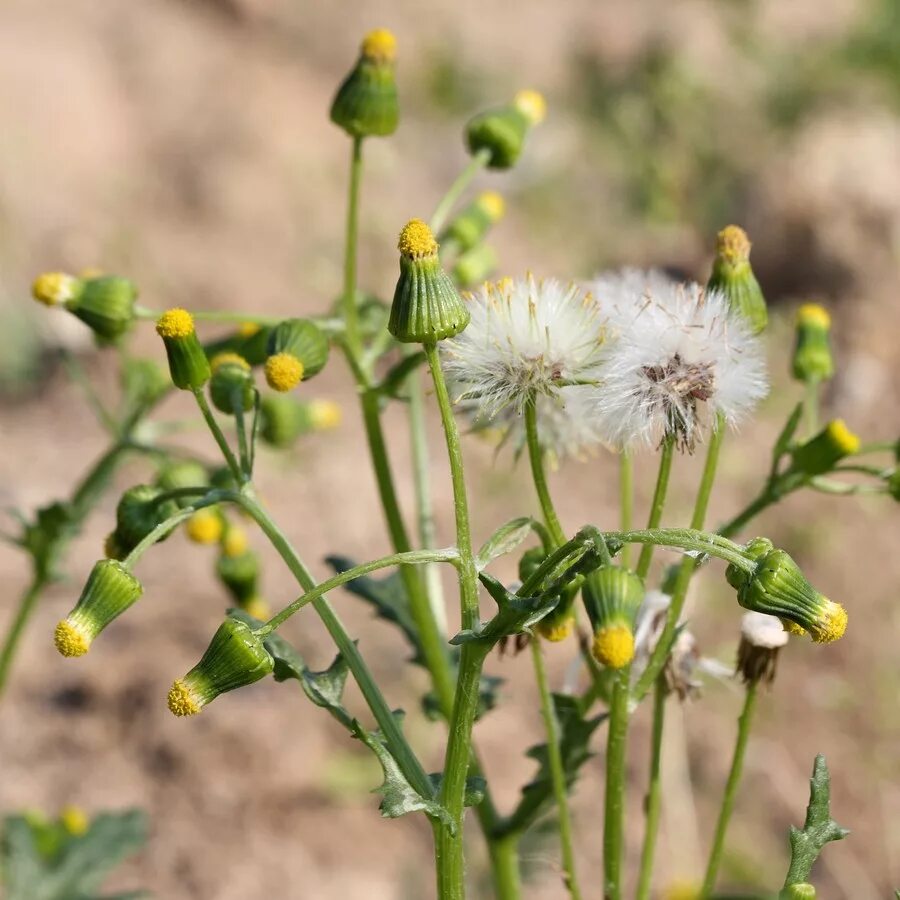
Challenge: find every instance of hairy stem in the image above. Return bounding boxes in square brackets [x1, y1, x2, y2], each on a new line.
[604, 670, 630, 900]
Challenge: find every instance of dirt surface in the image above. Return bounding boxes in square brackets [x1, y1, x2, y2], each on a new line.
[0, 2, 898, 898]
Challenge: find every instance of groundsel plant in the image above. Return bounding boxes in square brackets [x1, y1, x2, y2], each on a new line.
[5, 27, 897, 900]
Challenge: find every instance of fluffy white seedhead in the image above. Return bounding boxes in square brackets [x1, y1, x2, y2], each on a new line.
[740, 611, 789, 649]
[442, 275, 608, 447]
[588, 277, 768, 451]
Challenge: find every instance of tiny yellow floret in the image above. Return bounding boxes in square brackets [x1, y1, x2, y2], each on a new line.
[210, 352, 251, 373]
[825, 419, 860, 455]
[716, 225, 751, 264]
[185, 509, 223, 545]
[60, 805, 89, 836]
[244, 596, 271, 621]
[477, 191, 505, 222]
[167, 679, 202, 716]
[592, 623, 635, 669]
[32, 272, 78, 306]
[156, 307, 195, 340]
[398, 219, 439, 258]
[309, 399, 342, 431]
[780, 617, 806, 636]
[222, 526, 248, 558]
[238, 321, 261, 338]
[514, 89, 547, 125]
[361, 28, 397, 62]
[265, 352, 304, 391]
[811, 599, 847, 644]
[54, 619, 91, 658]
[538, 616, 573, 643]
[797, 303, 831, 330]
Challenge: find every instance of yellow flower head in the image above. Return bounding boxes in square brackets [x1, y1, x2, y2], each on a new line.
[781, 617, 806, 636]
[398, 219, 439, 259]
[514, 89, 547, 125]
[538, 615, 573, 643]
[60, 805, 89, 836]
[477, 191, 505, 223]
[825, 419, 860, 455]
[167, 679, 202, 716]
[238, 321, 260, 338]
[185, 509, 223, 545]
[265, 352, 305, 391]
[32, 272, 79, 306]
[592, 623, 635, 669]
[309, 399, 342, 431]
[797, 303, 831, 331]
[54, 619, 92, 658]
[361, 28, 397, 62]
[812, 598, 847, 644]
[156, 307, 195, 340]
[716, 224, 751, 264]
[222, 526, 248, 558]
[243, 596, 271, 621]
[210, 352, 251, 373]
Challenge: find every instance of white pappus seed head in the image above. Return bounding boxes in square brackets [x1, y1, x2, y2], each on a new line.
[740, 611, 790, 649]
[588, 275, 768, 452]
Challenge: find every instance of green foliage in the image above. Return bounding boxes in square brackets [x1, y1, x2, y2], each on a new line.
[1, 810, 147, 900]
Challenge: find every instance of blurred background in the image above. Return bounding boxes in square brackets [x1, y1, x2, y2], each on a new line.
[0, 0, 898, 897]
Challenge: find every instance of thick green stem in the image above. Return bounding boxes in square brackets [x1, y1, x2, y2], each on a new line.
[700, 682, 759, 898]
[236, 490, 433, 799]
[604, 671, 630, 900]
[524, 397, 566, 547]
[342, 137, 364, 359]
[635, 680, 667, 900]
[635, 438, 675, 579]
[0, 578, 45, 696]
[429, 149, 491, 234]
[619, 451, 634, 567]
[531, 638, 583, 900]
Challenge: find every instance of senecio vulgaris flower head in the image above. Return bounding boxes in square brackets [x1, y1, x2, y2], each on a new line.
[587, 274, 768, 452]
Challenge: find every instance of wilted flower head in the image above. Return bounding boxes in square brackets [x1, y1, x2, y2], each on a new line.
[442, 274, 607, 427]
[737, 611, 790, 684]
[588, 275, 768, 452]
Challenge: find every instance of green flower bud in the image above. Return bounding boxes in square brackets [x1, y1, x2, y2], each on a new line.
[209, 353, 255, 415]
[465, 89, 545, 169]
[257, 394, 343, 448]
[203, 322, 273, 366]
[330, 29, 399, 138]
[453, 243, 498, 288]
[156, 308, 211, 390]
[66, 276, 138, 343]
[389, 220, 470, 344]
[54, 560, 143, 656]
[264, 319, 330, 392]
[441, 191, 505, 254]
[738, 548, 847, 643]
[726, 536, 774, 590]
[587, 565, 643, 669]
[121, 357, 170, 410]
[167, 618, 274, 716]
[216, 549, 260, 604]
[155, 461, 210, 508]
[707, 225, 767, 334]
[113, 484, 180, 555]
[791, 419, 860, 476]
[792, 304, 834, 383]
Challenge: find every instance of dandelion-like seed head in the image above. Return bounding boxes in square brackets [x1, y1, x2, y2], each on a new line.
[265, 352, 304, 392]
[156, 308, 195, 340]
[740, 611, 789, 649]
[167, 679, 202, 716]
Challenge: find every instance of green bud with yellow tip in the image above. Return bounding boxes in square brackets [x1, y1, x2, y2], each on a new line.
[156, 308, 211, 390]
[707, 225, 767, 334]
[330, 29, 399, 139]
[791, 419, 860, 476]
[167, 618, 273, 716]
[441, 191, 505, 254]
[264, 319, 329, 392]
[465, 89, 545, 169]
[389, 220, 470, 344]
[585, 565, 643, 669]
[33, 272, 138, 343]
[792, 304, 834, 384]
[737, 548, 846, 643]
[209, 352, 255, 415]
[54, 560, 143, 657]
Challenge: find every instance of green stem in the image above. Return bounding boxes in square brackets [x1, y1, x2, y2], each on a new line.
[530, 638, 583, 900]
[619, 452, 633, 567]
[717, 489, 776, 540]
[606, 529, 751, 572]
[635, 680, 666, 900]
[233, 393, 251, 478]
[633, 420, 727, 702]
[0, 578, 45, 696]
[236, 489, 433, 799]
[429, 149, 491, 234]
[604, 670, 630, 900]
[804, 379, 820, 438]
[487, 833, 523, 900]
[524, 397, 566, 547]
[192, 389, 243, 484]
[635, 437, 675, 579]
[342, 137, 364, 359]
[699, 682, 759, 899]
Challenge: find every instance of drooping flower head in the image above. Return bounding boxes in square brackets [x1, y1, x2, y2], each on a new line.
[587, 273, 768, 452]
